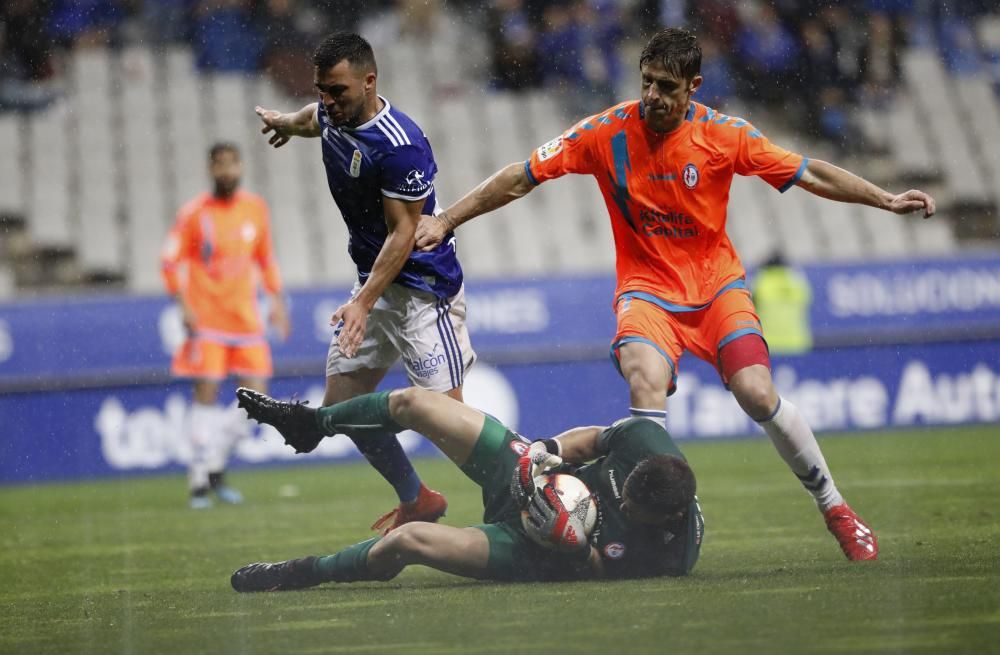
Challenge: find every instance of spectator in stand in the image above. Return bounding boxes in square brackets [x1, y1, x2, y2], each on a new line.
[860, 10, 903, 103]
[191, 0, 263, 72]
[0, 0, 58, 110]
[537, 1, 623, 117]
[692, 34, 734, 109]
[733, 2, 799, 105]
[486, 0, 542, 91]
[48, 0, 125, 48]
[258, 0, 315, 98]
[690, 0, 741, 49]
[798, 17, 854, 147]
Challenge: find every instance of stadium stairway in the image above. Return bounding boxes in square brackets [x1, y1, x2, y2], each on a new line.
[10, 15, 1000, 298]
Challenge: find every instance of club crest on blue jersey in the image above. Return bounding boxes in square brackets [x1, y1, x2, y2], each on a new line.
[349, 149, 362, 177]
[406, 169, 424, 185]
[683, 163, 699, 189]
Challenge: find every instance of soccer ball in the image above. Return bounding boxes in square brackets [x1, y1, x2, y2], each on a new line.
[521, 473, 598, 553]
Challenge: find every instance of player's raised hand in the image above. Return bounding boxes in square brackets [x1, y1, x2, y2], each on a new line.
[255, 106, 292, 148]
[888, 189, 936, 218]
[414, 214, 447, 251]
[331, 301, 368, 359]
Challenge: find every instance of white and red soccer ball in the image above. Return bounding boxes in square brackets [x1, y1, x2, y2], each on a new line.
[521, 473, 598, 553]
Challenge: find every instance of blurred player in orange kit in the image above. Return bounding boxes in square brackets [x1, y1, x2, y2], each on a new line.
[416, 27, 938, 561]
[161, 142, 290, 509]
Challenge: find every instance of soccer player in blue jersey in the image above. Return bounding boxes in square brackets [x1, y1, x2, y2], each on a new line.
[254, 33, 475, 533]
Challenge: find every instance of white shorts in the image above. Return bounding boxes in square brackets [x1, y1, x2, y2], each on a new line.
[326, 283, 477, 392]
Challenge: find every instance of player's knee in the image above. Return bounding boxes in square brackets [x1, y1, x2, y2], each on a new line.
[624, 364, 667, 399]
[730, 371, 777, 420]
[380, 523, 433, 563]
[388, 387, 430, 423]
[369, 527, 423, 580]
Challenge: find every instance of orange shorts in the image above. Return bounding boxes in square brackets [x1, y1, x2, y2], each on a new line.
[611, 283, 766, 394]
[171, 333, 273, 381]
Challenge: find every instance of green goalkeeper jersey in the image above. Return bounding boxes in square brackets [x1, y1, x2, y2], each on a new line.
[575, 418, 704, 578]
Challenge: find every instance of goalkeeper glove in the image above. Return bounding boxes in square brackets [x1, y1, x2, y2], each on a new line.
[510, 439, 562, 509]
[524, 482, 589, 553]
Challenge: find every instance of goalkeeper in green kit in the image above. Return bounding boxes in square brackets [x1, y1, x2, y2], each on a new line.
[231, 386, 704, 591]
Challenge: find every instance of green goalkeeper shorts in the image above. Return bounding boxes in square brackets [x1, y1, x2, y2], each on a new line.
[460, 416, 585, 582]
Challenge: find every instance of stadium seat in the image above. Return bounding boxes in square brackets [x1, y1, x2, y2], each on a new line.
[481, 93, 549, 275]
[727, 175, 775, 266]
[434, 96, 504, 278]
[813, 195, 869, 261]
[164, 47, 209, 209]
[0, 265, 14, 299]
[762, 185, 823, 263]
[953, 76, 1000, 207]
[0, 114, 25, 219]
[884, 91, 940, 182]
[27, 104, 74, 253]
[856, 204, 910, 259]
[909, 216, 958, 256]
[903, 49, 993, 207]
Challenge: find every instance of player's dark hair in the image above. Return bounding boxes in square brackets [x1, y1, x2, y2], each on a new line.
[209, 141, 240, 161]
[623, 455, 696, 516]
[639, 27, 702, 81]
[312, 32, 377, 75]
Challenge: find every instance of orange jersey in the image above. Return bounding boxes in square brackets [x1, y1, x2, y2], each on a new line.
[526, 100, 807, 307]
[161, 190, 282, 337]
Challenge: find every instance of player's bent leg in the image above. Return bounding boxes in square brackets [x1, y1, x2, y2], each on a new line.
[388, 387, 485, 467]
[616, 341, 672, 427]
[326, 369, 431, 513]
[231, 524, 491, 593]
[726, 364, 779, 421]
[725, 353, 877, 560]
[368, 523, 491, 580]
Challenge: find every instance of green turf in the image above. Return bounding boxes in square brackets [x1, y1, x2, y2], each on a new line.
[2, 426, 999, 655]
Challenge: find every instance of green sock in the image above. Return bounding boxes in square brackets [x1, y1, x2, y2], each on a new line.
[315, 391, 404, 437]
[313, 538, 380, 582]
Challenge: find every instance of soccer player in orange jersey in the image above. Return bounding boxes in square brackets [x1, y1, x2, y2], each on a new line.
[416, 28, 938, 561]
[161, 142, 290, 509]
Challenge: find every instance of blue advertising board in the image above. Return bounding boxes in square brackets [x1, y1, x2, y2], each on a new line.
[1, 253, 999, 389]
[3, 340, 999, 484]
[1, 253, 998, 483]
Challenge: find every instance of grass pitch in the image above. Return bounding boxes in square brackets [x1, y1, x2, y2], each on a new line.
[2, 426, 998, 655]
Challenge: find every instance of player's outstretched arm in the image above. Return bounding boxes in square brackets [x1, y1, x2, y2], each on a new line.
[796, 159, 936, 218]
[415, 162, 535, 251]
[547, 426, 605, 463]
[254, 103, 321, 147]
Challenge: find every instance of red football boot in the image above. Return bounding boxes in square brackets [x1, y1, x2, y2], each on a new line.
[824, 504, 878, 561]
[371, 485, 448, 536]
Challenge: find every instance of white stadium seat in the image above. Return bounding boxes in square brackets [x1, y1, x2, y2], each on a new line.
[0, 114, 26, 217]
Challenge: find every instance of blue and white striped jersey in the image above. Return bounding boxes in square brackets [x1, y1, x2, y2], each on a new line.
[317, 96, 463, 298]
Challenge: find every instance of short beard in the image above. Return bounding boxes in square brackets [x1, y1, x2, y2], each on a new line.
[214, 180, 239, 198]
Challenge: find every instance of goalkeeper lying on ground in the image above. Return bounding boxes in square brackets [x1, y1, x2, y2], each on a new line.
[231, 386, 705, 591]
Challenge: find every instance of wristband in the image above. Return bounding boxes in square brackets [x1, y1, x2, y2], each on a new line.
[541, 438, 561, 457]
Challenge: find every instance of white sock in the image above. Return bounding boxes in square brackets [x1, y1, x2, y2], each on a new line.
[629, 407, 666, 429]
[204, 402, 243, 477]
[187, 402, 217, 491]
[758, 397, 844, 512]
[213, 401, 251, 465]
